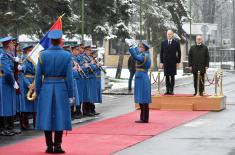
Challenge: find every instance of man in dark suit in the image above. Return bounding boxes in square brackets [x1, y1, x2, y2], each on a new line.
[160, 30, 181, 95]
[188, 35, 209, 96]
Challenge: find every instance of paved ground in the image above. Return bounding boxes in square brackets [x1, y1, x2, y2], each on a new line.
[1, 70, 235, 155]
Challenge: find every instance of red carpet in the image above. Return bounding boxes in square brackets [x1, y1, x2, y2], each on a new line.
[0, 110, 208, 155]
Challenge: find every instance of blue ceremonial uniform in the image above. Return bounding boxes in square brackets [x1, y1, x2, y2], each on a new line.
[16, 53, 26, 113]
[21, 58, 37, 112]
[82, 53, 98, 103]
[71, 56, 80, 106]
[35, 45, 73, 131]
[129, 47, 151, 104]
[0, 50, 17, 116]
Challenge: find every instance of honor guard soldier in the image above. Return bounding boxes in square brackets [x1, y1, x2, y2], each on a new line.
[35, 30, 73, 153]
[82, 45, 98, 116]
[19, 45, 37, 129]
[90, 48, 102, 115]
[71, 44, 83, 119]
[0, 37, 20, 136]
[160, 30, 181, 95]
[125, 39, 152, 123]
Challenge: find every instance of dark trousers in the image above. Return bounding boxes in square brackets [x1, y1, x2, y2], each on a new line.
[44, 131, 63, 147]
[128, 71, 135, 91]
[193, 72, 205, 94]
[139, 104, 149, 122]
[165, 75, 175, 92]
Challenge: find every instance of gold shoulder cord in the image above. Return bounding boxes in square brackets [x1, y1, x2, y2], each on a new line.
[136, 54, 147, 67]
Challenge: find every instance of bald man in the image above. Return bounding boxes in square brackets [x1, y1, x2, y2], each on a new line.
[188, 35, 209, 96]
[160, 30, 181, 95]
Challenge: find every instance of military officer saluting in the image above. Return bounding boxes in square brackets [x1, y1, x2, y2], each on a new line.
[125, 39, 152, 123]
[35, 30, 73, 153]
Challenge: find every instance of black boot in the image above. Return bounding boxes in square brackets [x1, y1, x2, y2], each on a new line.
[164, 87, 170, 95]
[54, 131, 65, 154]
[169, 87, 174, 95]
[142, 104, 149, 123]
[7, 116, 21, 134]
[44, 131, 53, 153]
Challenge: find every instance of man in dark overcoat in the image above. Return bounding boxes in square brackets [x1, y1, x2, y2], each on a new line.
[160, 30, 181, 95]
[188, 35, 209, 96]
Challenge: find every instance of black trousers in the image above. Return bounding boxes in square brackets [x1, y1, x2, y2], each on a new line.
[44, 131, 63, 147]
[128, 71, 135, 91]
[193, 72, 205, 94]
[165, 75, 175, 92]
[139, 104, 149, 122]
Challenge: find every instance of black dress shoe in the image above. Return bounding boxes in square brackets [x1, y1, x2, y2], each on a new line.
[84, 113, 95, 117]
[92, 111, 100, 115]
[0, 130, 15, 136]
[9, 128, 22, 134]
[135, 120, 148, 123]
[45, 146, 53, 153]
[164, 92, 170, 95]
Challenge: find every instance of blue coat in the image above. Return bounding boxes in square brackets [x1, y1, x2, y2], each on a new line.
[82, 54, 99, 103]
[20, 58, 37, 112]
[129, 47, 151, 104]
[0, 51, 16, 116]
[35, 45, 73, 131]
[95, 69, 102, 103]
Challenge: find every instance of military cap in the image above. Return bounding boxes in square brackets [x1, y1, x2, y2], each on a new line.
[84, 45, 91, 49]
[0, 36, 13, 43]
[48, 30, 62, 39]
[22, 45, 34, 51]
[71, 44, 80, 49]
[141, 40, 150, 50]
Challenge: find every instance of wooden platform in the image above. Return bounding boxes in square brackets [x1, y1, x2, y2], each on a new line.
[136, 94, 226, 111]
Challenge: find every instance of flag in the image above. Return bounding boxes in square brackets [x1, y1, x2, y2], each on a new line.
[28, 15, 63, 65]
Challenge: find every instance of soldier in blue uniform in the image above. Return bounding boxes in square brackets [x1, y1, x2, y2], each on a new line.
[70, 45, 83, 119]
[125, 39, 152, 123]
[0, 37, 19, 135]
[90, 49, 102, 115]
[35, 30, 73, 153]
[82, 46, 98, 116]
[19, 45, 37, 129]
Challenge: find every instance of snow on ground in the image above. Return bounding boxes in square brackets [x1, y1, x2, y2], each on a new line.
[105, 67, 196, 90]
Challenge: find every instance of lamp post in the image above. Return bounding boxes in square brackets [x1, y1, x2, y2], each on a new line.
[81, 0, 85, 42]
[139, 0, 142, 41]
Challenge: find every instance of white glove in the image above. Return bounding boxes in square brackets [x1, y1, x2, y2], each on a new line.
[14, 57, 20, 62]
[69, 98, 75, 104]
[125, 38, 136, 47]
[17, 65, 23, 71]
[13, 81, 19, 89]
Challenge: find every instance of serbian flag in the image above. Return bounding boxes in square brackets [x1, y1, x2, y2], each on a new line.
[28, 15, 64, 65]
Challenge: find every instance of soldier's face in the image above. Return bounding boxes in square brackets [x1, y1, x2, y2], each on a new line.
[72, 48, 79, 56]
[139, 44, 145, 52]
[8, 42, 15, 51]
[85, 49, 91, 55]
